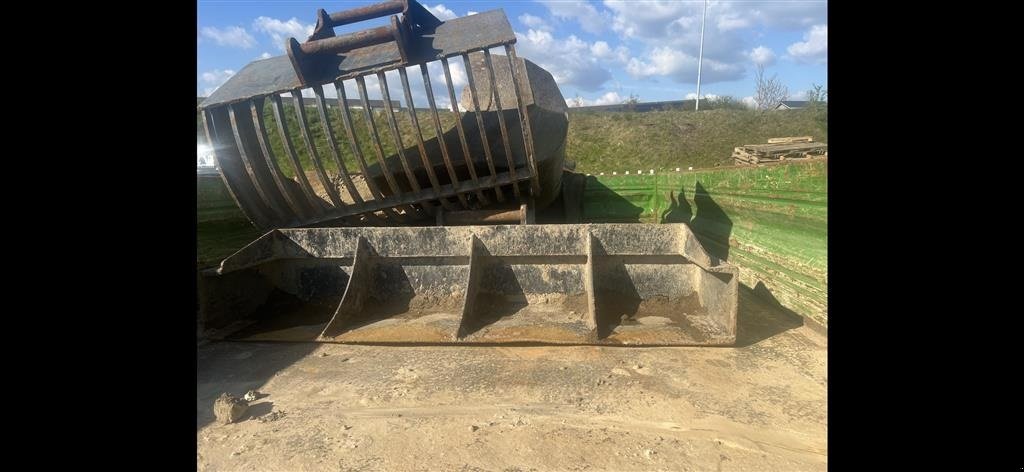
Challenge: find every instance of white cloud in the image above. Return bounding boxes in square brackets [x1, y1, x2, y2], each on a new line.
[747, 2, 827, 29]
[433, 60, 467, 89]
[467, 11, 478, 16]
[626, 46, 744, 84]
[741, 96, 757, 109]
[787, 25, 827, 64]
[514, 30, 617, 92]
[538, 0, 609, 34]
[717, 13, 751, 32]
[685, 93, 719, 100]
[590, 41, 629, 64]
[567, 91, 626, 107]
[747, 46, 775, 66]
[601, 0, 825, 85]
[200, 26, 256, 49]
[258, 52, 272, 60]
[604, 0, 689, 40]
[200, 69, 236, 96]
[426, 4, 457, 21]
[252, 16, 314, 51]
[519, 13, 552, 31]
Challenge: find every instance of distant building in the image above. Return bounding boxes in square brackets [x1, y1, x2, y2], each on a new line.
[775, 100, 811, 110]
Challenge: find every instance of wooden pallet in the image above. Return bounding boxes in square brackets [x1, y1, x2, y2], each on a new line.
[733, 137, 827, 165]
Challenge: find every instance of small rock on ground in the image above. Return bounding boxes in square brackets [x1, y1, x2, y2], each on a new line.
[214, 393, 249, 424]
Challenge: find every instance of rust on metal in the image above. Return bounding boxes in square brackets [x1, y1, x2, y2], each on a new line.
[504, 45, 541, 196]
[482, 50, 521, 200]
[375, 71, 431, 216]
[420, 63, 470, 208]
[461, 53, 505, 203]
[311, 1, 407, 39]
[300, 25, 396, 55]
[398, 67, 455, 211]
[440, 57, 489, 206]
[354, 75, 417, 219]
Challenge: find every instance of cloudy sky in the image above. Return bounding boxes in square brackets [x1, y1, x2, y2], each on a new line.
[198, 0, 827, 107]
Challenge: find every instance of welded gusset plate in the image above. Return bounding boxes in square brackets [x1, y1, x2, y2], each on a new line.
[198, 224, 738, 346]
[199, 10, 515, 108]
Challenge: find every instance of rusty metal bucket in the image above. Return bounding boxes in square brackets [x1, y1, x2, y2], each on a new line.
[199, 224, 738, 346]
[198, 0, 567, 230]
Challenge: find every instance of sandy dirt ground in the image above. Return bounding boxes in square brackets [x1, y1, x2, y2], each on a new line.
[197, 289, 826, 471]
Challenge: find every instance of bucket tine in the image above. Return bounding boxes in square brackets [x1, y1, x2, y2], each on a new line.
[504, 45, 541, 196]
[249, 97, 315, 221]
[419, 63, 471, 209]
[227, 102, 293, 224]
[461, 53, 505, 203]
[440, 58, 490, 206]
[292, 90, 346, 209]
[333, 80, 406, 223]
[481, 50, 521, 200]
[353, 75, 423, 218]
[398, 66, 456, 211]
[269, 93, 328, 215]
[202, 107, 275, 229]
[311, 85, 365, 206]
[375, 71, 434, 216]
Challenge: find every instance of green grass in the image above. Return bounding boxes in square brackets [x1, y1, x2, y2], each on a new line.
[566, 106, 827, 173]
[197, 219, 263, 269]
[197, 175, 263, 268]
[198, 100, 827, 177]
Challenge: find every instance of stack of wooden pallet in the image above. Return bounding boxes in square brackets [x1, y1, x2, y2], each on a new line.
[732, 136, 828, 165]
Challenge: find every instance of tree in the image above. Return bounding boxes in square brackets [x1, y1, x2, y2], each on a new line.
[807, 83, 828, 103]
[623, 93, 639, 111]
[754, 64, 789, 110]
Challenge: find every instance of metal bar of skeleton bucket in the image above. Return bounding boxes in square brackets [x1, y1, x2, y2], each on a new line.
[440, 57, 489, 206]
[420, 63, 470, 209]
[228, 102, 291, 223]
[269, 93, 328, 215]
[334, 80, 406, 223]
[376, 71, 435, 216]
[354, 75, 421, 218]
[292, 90, 345, 208]
[202, 107, 274, 228]
[461, 53, 505, 203]
[310, 85, 367, 206]
[397, 67, 455, 211]
[311, 86, 387, 224]
[250, 97, 312, 220]
[504, 44, 541, 196]
[482, 50, 521, 200]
